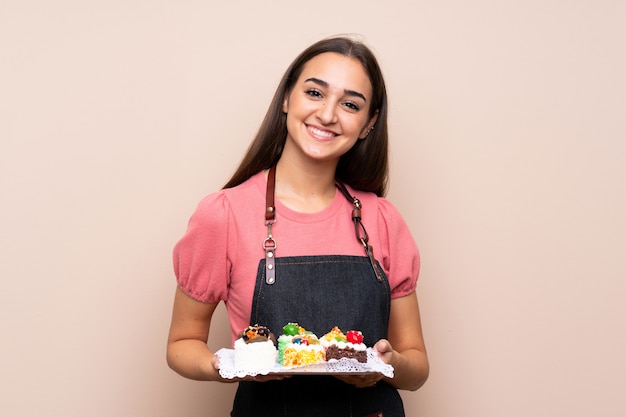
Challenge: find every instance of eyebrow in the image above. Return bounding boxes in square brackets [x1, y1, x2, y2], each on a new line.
[304, 77, 367, 102]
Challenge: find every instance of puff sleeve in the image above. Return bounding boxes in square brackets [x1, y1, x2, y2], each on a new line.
[173, 191, 232, 303]
[377, 199, 420, 298]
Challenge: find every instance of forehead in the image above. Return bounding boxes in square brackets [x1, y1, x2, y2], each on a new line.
[298, 52, 373, 98]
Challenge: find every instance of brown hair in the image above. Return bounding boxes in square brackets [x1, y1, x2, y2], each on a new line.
[223, 36, 389, 196]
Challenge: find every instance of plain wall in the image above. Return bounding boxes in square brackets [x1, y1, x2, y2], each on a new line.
[1, 1, 625, 416]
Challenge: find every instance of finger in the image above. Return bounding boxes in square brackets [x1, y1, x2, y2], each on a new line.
[252, 373, 292, 382]
[211, 355, 221, 370]
[336, 374, 381, 388]
[355, 379, 379, 388]
[374, 339, 391, 354]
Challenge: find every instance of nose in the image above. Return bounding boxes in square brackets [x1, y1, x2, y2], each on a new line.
[316, 101, 338, 125]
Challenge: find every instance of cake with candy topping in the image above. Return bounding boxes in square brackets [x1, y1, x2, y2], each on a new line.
[321, 326, 367, 363]
[234, 324, 277, 370]
[278, 323, 325, 367]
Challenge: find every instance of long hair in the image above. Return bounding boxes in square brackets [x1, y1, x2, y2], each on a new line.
[223, 36, 389, 196]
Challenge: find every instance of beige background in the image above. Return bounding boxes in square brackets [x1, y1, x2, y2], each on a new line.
[1, 1, 625, 416]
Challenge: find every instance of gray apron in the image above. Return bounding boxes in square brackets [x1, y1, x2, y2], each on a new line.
[230, 168, 405, 417]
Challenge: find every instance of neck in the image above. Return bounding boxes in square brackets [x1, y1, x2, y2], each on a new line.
[272, 159, 338, 213]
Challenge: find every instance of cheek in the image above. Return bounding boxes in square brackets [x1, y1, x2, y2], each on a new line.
[345, 116, 369, 135]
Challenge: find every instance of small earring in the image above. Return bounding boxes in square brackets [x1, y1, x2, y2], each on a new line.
[364, 125, 375, 137]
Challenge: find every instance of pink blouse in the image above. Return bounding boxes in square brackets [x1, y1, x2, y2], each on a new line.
[173, 172, 420, 342]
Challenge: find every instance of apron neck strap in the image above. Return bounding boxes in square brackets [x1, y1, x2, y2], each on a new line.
[265, 165, 276, 223]
[335, 180, 385, 283]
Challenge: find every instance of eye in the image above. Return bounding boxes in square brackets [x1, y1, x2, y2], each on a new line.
[343, 101, 360, 111]
[305, 89, 323, 98]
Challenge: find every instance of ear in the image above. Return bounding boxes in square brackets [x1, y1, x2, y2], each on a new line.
[359, 110, 379, 139]
[282, 94, 289, 114]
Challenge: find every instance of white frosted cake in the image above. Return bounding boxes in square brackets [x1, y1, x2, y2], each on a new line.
[233, 325, 277, 370]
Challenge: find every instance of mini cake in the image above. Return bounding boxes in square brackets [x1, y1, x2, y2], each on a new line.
[278, 323, 325, 367]
[277, 322, 304, 364]
[321, 326, 367, 363]
[234, 324, 277, 370]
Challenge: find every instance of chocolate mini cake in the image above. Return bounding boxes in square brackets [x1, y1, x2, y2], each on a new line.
[321, 327, 367, 363]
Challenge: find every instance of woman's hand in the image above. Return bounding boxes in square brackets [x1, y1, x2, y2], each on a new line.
[334, 372, 383, 388]
[333, 338, 393, 388]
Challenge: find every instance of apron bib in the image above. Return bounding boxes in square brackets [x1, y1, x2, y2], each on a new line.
[231, 256, 405, 417]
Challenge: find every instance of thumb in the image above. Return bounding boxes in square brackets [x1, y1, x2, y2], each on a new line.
[374, 339, 393, 355]
[211, 354, 221, 370]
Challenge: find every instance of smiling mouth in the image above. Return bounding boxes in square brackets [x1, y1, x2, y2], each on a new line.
[307, 125, 337, 139]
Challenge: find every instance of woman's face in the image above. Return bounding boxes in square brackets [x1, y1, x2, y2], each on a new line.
[282, 52, 377, 165]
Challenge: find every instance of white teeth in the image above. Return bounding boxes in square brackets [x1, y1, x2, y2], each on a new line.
[309, 126, 336, 138]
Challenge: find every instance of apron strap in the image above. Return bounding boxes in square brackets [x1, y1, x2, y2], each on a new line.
[263, 166, 277, 284]
[265, 165, 276, 222]
[336, 181, 385, 283]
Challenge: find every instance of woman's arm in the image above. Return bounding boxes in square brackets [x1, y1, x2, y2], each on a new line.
[166, 287, 292, 383]
[166, 287, 226, 382]
[376, 291, 429, 391]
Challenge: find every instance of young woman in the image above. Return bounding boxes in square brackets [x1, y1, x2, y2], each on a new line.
[167, 36, 429, 417]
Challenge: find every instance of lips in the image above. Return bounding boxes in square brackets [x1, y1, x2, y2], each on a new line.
[307, 125, 337, 140]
